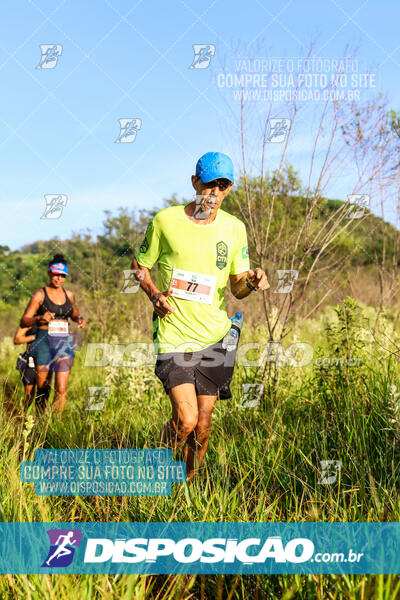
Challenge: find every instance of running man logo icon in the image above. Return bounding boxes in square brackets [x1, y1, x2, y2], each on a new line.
[346, 194, 370, 219]
[266, 119, 291, 143]
[115, 118, 142, 143]
[189, 44, 216, 69]
[274, 270, 299, 294]
[36, 44, 63, 69]
[240, 383, 264, 408]
[41, 194, 67, 220]
[120, 269, 145, 294]
[193, 194, 216, 219]
[318, 460, 342, 485]
[41, 529, 82, 567]
[85, 386, 110, 411]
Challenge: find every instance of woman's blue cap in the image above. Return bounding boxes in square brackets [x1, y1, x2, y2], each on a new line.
[195, 152, 234, 184]
[49, 262, 69, 276]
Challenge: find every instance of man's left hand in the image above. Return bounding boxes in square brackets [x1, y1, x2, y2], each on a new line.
[77, 317, 86, 329]
[247, 268, 270, 291]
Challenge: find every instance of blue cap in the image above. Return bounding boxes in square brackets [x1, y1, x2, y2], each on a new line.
[196, 152, 234, 184]
[49, 262, 69, 276]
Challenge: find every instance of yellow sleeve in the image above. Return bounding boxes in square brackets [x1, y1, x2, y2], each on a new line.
[135, 218, 161, 269]
[230, 221, 250, 275]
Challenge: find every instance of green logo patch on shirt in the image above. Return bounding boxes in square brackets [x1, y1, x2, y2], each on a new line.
[242, 245, 249, 259]
[216, 241, 228, 270]
[139, 237, 149, 254]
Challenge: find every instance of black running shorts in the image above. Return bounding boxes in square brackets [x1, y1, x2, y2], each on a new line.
[154, 336, 238, 399]
[16, 353, 36, 386]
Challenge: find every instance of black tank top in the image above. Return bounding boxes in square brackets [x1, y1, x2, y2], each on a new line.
[36, 286, 73, 320]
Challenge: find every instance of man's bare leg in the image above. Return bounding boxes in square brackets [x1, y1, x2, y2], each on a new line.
[35, 367, 52, 413]
[182, 395, 217, 480]
[24, 384, 35, 408]
[161, 383, 199, 449]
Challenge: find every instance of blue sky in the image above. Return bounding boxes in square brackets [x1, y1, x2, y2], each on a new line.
[1, 0, 400, 249]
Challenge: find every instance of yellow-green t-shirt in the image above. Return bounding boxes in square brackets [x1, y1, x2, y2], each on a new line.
[135, 204, 250, 353]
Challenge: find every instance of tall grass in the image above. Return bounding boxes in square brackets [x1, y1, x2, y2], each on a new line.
[1, 298, 400, 598]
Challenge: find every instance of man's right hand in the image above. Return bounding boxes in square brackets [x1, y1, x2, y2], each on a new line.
[38, 311, 55, 323]
[152, 289, 175, 318]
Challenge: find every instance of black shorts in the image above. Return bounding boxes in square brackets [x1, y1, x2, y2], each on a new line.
[22, 367, 36, 386]
[16, 353, 36, 386]
[154, 336, 238, 399]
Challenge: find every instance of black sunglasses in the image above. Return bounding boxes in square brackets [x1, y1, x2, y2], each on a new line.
[199, 177, 232, 191]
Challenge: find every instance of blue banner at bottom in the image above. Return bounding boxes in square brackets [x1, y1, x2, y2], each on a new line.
[0, 522, 398, 574]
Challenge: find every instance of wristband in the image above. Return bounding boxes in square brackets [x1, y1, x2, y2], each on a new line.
[151, 292, 162, 305]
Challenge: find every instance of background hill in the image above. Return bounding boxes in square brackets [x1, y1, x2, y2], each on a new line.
[1, 168, 400, 339]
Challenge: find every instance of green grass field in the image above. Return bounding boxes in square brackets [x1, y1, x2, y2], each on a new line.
[2, 297, 400, 599]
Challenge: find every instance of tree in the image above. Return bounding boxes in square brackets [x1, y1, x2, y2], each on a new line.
[219, 45, 400, 403]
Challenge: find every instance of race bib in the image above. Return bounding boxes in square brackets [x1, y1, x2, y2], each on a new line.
[48, 320, 69, 336]
[170, 268, 216, 304]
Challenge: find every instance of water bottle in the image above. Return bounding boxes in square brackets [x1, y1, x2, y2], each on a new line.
[222, 312, 243, 351]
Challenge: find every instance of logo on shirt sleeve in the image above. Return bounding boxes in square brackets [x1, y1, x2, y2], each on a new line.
[242, 245, 249, 259]
[216, 241, 228, 270]
[139, 237, 149, 254]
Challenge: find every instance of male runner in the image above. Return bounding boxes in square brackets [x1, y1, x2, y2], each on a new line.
[132, 152, 269, 479]
[14, 323, 38, 406]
